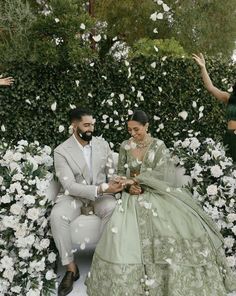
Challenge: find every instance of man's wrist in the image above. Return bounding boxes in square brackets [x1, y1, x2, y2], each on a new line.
[98, 183, 109, 194]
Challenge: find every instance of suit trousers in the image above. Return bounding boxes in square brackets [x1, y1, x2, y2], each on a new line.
[50, 194, 116, 265]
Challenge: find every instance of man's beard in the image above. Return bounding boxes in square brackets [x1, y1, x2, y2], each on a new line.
[76, 128, 93, 142]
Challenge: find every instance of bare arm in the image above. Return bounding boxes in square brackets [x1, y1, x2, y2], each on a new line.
[192, 53, 230, 104]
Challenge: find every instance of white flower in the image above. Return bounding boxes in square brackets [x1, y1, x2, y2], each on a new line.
[0, 255, 14, 270]
[92, 34, 101, 42]
[0, 176, 3, 185]
[3, 269, 15, 282]
[27, 208, 40, 221]
[58, 125, 65, 133]
[224, 237, 234, 249]
[211, 150, 221, 159]
[1, 194, 11, 204]
[45, 270, 56, 280]
[1, 124, 6, 132]
[189, 137, 200, 150]
[178, 110, 188, 120]
[80, 23, 85, 30]
[150, 62, 156, 68]
[19, 249, 31, 259]
[13, 152, 22, 161]
[162, 3, 170, 11]
[51, 101, 57, 111]
[10, 203, 22, 215]
[48, 252, 57, 263]
[206, 185, 218, 196]
[55, 18, 60, 23]
[157, 12, 164, 19]
[23, 195, 36, 205]
[227, 213, 236, 223]
[150, 12, 158, 21]
[26, 289, 41, 296]
[40, 239, 50, 249]
[181, 138, 190, 148]
[226, 256, 236, 267]
[17, 140, 28, 146]
[210, 165, 223, 178]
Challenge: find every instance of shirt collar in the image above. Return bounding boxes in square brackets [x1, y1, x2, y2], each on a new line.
[72, 134, 92, 150]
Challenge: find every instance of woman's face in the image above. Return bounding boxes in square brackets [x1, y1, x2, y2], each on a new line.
[127, 120, 148, 142]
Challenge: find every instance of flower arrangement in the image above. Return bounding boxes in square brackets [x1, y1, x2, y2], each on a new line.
[0, 140, 57, 296]
[171, 133, 236, 270]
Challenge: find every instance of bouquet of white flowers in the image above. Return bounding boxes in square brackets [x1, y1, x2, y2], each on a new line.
[0, 140, 57, 296]
[172, 133, 236, 270]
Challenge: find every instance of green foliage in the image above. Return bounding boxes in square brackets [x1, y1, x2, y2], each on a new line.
[1, 56, 235, 152]
[130, 38, 186, 58]
[0, 0, 96, 67]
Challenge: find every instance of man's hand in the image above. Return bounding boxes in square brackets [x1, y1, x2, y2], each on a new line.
[0, 77, 14, 86]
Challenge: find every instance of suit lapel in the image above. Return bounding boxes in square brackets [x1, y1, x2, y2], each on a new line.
[66, 136, 91, 184]
[91, 137, 102, 183]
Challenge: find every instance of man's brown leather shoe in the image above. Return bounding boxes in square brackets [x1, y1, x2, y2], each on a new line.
[58, 266, 80, 296]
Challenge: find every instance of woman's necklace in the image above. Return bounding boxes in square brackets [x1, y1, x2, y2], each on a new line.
[131, 134, 152, 149]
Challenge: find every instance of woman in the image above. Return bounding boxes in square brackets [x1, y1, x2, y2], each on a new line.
[86, 110, 236, 295]
[193, 53, 236, 162]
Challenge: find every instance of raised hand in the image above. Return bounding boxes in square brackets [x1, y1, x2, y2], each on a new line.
[192, 53, 206, 68]
[0, 76, 14, 86]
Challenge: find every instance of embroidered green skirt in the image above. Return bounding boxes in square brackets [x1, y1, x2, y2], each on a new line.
[86, 173, 236, 296]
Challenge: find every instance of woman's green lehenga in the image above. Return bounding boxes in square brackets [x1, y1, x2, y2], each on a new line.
[86, 139, 236, 296]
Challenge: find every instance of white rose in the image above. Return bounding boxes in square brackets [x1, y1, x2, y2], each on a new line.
[206, 185, 218, 196]
[23, 195, 36, 205]
[10, 203, 22, 215]
[224, 237, 235, 249]
[227, 213, 236, 223]
[26, 289, 41, 296]
[226, 256, 236, 267]
[17, 140, 28, 146]
[48, 252, 57, 263]
[19, 249, 31, 259]
[178, 110, 188, 120]
[11, 286, 22, 293]
[189, 138, 200, 150]
[43, 145, 52, 155]
[211, 150, 221, 159]
[181, 138, 190, 148]
[1, 194, 11, 204]
[3, 269, 15, 282]
[40, 239, 50, 249]
[12, 173, 24, 181]
[45, 270, 56, 280]
[14, 225, 27, 238]
[2, 216, 18, 229]
[27, 208, 40, 221]
[0, 255, 14, 269]
[13, 152, 22, 162]
[210, 165, 223, 178]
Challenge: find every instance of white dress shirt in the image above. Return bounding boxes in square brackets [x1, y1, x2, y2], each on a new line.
[73, 134, 98, 197]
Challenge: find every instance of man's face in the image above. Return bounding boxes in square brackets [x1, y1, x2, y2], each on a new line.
[73, 115, 95, 141]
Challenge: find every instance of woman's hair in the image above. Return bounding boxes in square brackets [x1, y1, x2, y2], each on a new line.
[128, 110, 149, 125]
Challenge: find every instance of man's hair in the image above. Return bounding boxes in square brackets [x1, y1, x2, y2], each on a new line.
[69, 107, 93, 123]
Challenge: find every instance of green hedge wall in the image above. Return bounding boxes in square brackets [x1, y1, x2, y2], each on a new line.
[1, 56, 235, 151]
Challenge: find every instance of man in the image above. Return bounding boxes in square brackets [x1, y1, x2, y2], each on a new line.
[50, 107, 122, 296]
[0, 76, 14, 86]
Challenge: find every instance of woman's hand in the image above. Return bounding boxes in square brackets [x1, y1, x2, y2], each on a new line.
[192, 53, 206, 68]
[128, 183, 143, 195]
[0, 76, 14, 86]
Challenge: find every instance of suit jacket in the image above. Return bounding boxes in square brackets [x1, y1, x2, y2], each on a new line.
[54, 135, 114, 201]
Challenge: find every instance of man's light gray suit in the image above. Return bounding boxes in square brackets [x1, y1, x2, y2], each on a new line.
[50, 135, 116, 265]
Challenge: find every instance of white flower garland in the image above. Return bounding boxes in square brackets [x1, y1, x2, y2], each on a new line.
[0, 140, 57, 295]
[171, 134, 236, 271]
